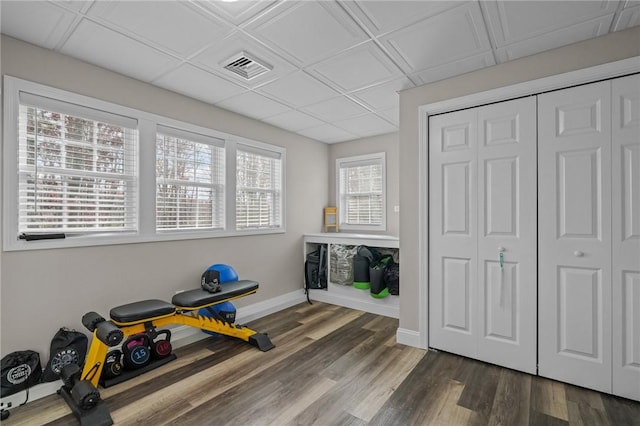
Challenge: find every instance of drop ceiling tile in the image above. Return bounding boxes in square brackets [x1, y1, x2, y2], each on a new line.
[215, 91, 291, 120]
[613, 4, 640, 30]
[308, 41, 403, 93]
[342, 0, 463, 36]
[300, 97, 370, 123]
[262, 110, 325, 132]
[495, 16, 614, 63]
[60, 19, 179, 82]
[192, 31, 297, 89]
[257, 71, 338, 107]
[410, 52, 495, 85]
[380, 2, 492, 74]
[1, 1, 77, 49]
[192, 0, 277, 26]
[153, 64, 247, 105]
[483, 0, 619, 47]
[87, 1, 231, 57]
[245, 1, 367, 66]
[297, 124, 357, 144]
[350, 77, 414, 110]
[334, 113, 397, 137]
[378, 107, 399, 126]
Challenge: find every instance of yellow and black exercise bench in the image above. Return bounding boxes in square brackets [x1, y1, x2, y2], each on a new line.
[58, 280, 274, 426]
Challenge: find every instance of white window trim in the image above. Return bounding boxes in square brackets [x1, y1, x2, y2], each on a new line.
[235, 140, 286, 231]
[336, 152, 386, 232]
[3, 76, 285, 251]
[155, 126, 226, 232]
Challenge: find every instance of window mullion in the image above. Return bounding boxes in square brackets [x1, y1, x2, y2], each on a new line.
[138, 120, 156, 236]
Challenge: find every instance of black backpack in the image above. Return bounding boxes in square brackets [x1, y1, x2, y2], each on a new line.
[41, 328, 88, 383]
[304, 245, 328, 303]
[1, 350, 42, 397]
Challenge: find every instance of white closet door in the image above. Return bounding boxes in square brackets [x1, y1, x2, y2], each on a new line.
[538, 81, 612, 393]
[429, 98, 537, 374]
[429, 109, 478, 357]
[612, 74, 640, 401]
[477, 97, 537, 374]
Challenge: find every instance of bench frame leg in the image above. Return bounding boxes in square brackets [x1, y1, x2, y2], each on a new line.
[82, 311, 273, 388]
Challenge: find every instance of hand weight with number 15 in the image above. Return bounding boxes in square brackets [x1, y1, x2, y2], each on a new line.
[122, 334, 151, 370]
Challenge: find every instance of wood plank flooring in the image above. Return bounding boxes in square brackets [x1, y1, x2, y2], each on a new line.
[4, 302, 639, 425]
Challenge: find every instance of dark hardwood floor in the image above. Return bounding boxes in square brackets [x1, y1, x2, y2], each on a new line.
[4, 302, 639, 425]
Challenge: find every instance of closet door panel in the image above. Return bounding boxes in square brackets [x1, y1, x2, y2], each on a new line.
[477, 97, 537, 374]
[429, 109, 478, 357]
[612, 74, 640, 401]
[538, 81, 612, 393]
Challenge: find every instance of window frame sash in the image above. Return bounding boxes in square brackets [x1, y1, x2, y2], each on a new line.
[235, 141, 284, 231]
[16, 99, 139, 236]
[336, 152, 386, 232]
[155, 129, 226, 232]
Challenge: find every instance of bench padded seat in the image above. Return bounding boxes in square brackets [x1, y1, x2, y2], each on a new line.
[110, 299, 176, 324]
[172, 280, 258, 309]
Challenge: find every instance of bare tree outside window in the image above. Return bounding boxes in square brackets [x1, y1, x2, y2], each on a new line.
[18, 105, 137, 233]
[236, 148, 282, 230]
[156, 132, 224, 231]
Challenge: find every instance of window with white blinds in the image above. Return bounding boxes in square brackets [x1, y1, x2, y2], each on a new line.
[156, 127, 225, 231]
[4, 77, 286, 250]
[236, 144, 283, 230]
[337, 153, 386, 231]
[17, 93, 138, 235]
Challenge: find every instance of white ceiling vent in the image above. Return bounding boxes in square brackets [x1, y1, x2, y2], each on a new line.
[223, 52, 272, 81]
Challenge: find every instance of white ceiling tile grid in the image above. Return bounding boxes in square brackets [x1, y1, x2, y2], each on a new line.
[307, 41, 404, 93]
[86, 1, 233, 58]
[245, 1, 369, 67]
[1, 0, 638, 144]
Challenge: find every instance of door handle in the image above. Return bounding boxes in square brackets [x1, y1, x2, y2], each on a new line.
[574, 250, 584, 257]
[498, 247, 505, 269]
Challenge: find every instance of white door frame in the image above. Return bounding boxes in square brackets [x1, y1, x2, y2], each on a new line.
[410, 56, 640, 350]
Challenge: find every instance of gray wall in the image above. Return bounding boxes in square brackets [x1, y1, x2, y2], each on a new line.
[0, 36, 329, 357]
[398, 27, 640, 333]
[328, 132, 399, 237]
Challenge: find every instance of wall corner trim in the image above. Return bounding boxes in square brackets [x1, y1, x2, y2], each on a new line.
[396, 327, 426, 349]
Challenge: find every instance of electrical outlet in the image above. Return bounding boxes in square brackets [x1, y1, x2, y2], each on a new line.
[393, 205, 400, 213]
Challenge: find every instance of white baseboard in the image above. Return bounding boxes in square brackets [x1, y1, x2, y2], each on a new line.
[1, 380, 62, 410]
[396, 327, 425, 349]
[0, 289, 306, 408]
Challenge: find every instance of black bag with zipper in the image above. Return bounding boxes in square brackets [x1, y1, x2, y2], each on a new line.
[304, 245, 328, 303]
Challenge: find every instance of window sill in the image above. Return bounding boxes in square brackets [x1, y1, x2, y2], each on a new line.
[339, 224, 387, 233]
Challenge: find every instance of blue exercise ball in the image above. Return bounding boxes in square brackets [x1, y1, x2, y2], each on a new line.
[206, 264, 238, 283]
